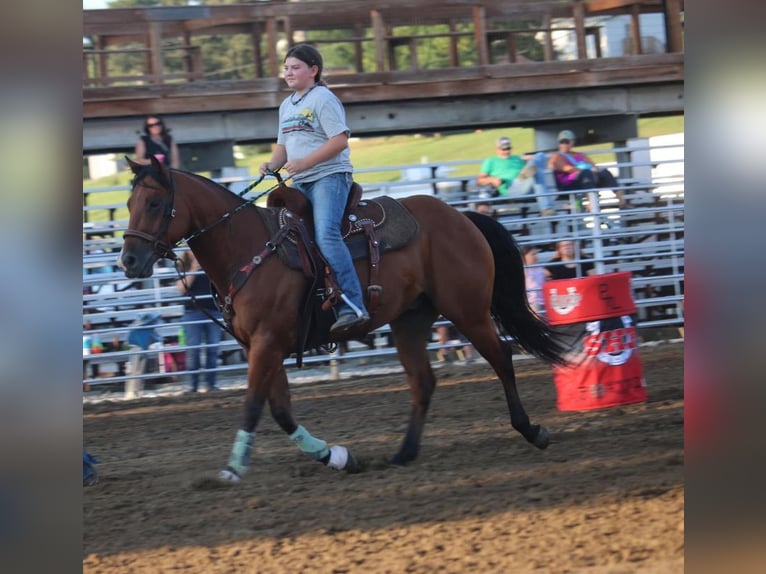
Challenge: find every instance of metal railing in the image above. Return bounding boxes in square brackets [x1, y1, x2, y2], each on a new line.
[82, 139, 684, 392]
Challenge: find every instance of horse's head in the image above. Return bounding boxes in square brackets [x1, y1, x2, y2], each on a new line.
[120, 156, 178, 278]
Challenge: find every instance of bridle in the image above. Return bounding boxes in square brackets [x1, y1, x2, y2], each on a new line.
[123, 165, 179, 260]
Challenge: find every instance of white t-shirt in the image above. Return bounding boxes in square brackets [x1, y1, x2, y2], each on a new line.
[277, 84, 352, 184]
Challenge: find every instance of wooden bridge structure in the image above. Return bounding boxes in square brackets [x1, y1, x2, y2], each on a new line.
[83, 0, 683, 165]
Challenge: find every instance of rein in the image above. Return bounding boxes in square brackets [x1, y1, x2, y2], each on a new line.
[178, 171, 285, 247]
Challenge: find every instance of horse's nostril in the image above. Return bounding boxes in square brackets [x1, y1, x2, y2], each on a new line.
[122, 254, 136, 268]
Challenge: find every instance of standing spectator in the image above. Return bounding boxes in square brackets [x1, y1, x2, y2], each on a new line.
[125, 312, 161, 399]
[134, 115, 181, 169]
[547, 129, 627, 209]
[477, 136, 554, 215]
[176, 251, 222, 393]
[522, 246, 546, 313]
[544, 240, 597, 280]
[83, 450, 99, 486]
[259, 43, 369, 334]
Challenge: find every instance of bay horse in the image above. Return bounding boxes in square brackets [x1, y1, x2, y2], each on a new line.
[120, 156, 567, 482]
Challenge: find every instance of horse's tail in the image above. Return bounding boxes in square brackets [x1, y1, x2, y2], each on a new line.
[464, 212, 568, 365]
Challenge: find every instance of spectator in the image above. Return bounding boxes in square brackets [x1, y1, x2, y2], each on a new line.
[522, 246, 546, 313]
[134, 115, 181, 169]
[544, 239, 597, 280]
[176, 251, 222, 393]
[474, 202, 495, 217]
[434, 322, 474, 365]
[83, 450, 99, 486]
[125, 312, 161, 399]
[547, 129, 627, 209]
[259, 43, 369, 334]
[477, 136, 554, 216]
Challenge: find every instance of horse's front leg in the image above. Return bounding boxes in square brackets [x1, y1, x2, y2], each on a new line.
[268, 367, 361, 473]
[217, 342, 279, 482]
[218, 344, 359, 483]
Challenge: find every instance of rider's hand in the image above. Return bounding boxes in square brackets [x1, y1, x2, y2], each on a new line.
[283, 158, 308, 177]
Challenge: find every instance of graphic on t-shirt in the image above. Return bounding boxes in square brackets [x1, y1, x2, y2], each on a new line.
[282, 108, 315, 135]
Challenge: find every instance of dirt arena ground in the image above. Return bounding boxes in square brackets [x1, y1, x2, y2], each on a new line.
[84, 342, 684, 573]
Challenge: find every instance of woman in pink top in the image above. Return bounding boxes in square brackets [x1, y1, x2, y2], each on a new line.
[548, 129, 627, 208]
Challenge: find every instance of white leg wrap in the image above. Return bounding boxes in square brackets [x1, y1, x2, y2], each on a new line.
[218, 469, 241, 483]
[326, 445, 349, 470]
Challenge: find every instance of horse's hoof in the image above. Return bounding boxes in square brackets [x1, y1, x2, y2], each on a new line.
[388, 453, 412, 466]
[218, 468, 241, 483]
[344, 451, 363, 474]
[532, 426, 550, 450]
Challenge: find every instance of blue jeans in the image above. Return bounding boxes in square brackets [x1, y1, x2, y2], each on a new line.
[183, 309, 222, 391]
[294, 173, 367, 316]
[528, 151, 554, 211]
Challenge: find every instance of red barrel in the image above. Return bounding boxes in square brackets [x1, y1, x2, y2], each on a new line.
[543, 271, 647, 411]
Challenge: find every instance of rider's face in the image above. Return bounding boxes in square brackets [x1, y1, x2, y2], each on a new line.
[283, 57, 317, 92]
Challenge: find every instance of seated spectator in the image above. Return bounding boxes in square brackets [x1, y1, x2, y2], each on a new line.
[544, 240, 597, 280]
[434, 322, 473, 365]
[548, 130, 628, 209]
[474, 202, 496, 217]
[522, 246, 546, 313]
[477, 136, 554, 216]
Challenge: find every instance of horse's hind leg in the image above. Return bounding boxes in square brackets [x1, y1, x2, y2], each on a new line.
[453, 316, 549, 449]
[388, 301, 440, 465]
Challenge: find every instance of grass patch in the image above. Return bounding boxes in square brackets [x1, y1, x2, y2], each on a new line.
[84, 115, 683, 190]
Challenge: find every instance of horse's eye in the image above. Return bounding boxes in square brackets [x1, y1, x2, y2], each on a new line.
[149, 198, 162, 209]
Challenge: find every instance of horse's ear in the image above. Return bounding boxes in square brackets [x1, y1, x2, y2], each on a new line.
[149, 154, 169, 177]
[149, 154, 163, 172]
[126, 156, 142, 174]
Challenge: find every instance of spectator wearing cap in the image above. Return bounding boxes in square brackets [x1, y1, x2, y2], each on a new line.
[477, 136, 555, 216]
[547, 129, 628, 209]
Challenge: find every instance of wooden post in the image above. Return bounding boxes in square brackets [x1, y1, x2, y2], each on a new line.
[573, 1, 587, 60]
[251, 22, 263, 78]
[149, 21, 163, 84]
[354, 23, 364, 72]
[182, 31, 194, 82]
[506, 33, 516, 64]
[371, 10, 386, 72]
[266, 17, 279, 77]
[543, 12, 554, 61]
[448, 20, 459, 67]
[664, 0, 684, 53]
[473, 6, 488, 66]
[97, 36, 108, 87]
[387, 26, 397, 71]
[630, 4, 642, 55]
[409, 37, 418, 70]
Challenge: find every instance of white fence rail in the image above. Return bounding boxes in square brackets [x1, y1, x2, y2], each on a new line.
[83, 136, 684, 392]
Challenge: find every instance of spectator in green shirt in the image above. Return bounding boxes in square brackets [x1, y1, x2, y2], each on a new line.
[477, 136, 554, 215]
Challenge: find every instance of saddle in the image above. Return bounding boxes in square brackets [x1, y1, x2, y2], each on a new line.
[253, 182, 418, 365]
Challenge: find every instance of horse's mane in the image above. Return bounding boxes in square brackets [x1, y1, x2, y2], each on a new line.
[133, 165, 251, 206]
